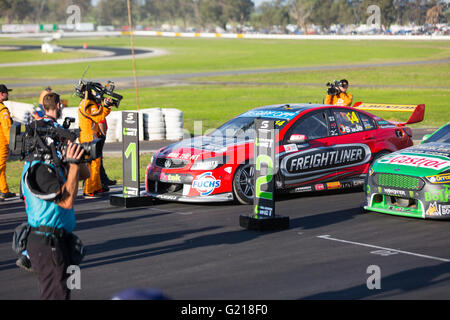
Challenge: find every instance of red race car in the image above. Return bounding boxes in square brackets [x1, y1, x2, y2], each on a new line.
[145, 103, 424, 204]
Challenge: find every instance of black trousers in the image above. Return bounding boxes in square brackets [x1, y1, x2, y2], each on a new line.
[98, 135, 110, 184]
[27, 232, 71, 300]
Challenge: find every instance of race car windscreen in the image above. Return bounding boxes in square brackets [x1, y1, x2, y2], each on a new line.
[424, 124, 450, 144]
[208, 116, 290, 140]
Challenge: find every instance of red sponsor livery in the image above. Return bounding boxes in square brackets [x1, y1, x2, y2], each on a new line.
[314, 184, 325, 191]
[387, 155, 449, 169]
[145, 103, 419, 204]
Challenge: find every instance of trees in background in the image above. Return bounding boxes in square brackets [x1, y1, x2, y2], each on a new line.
[288, 0, 314, 33]
[251, 0, 290, 32]
[0, 0, 447, 32]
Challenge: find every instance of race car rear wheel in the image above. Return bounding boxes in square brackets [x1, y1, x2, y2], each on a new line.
[233, 163, 255, 205]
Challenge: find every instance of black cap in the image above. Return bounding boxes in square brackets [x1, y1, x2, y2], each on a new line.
[0, 84, 12, 93]
[32, 163, 60, 194]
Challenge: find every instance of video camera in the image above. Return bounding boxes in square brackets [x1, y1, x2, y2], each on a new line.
[75, 80, 123, 108]
[74, 66, 123, 108]
[9, 118, 102, 165]
[326, 80, 341, 96]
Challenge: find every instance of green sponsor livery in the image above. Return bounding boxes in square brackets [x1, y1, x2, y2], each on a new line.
[364, 122, 450, 220]
[424, 185, 450, 202]
[253, 120, 276, 218]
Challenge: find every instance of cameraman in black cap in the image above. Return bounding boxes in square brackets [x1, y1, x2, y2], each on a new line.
[21, 92, 90, 299]
[325, 79, 353, 107]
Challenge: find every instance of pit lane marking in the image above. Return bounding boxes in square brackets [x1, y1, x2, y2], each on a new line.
[317, 235, 450, 263]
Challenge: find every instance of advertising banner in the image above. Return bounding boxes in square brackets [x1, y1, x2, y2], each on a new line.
[122, 111, 140, 197]
[253, 119, 277, 218]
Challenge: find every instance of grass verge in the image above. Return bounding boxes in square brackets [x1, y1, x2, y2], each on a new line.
[0, 37, 448, 79]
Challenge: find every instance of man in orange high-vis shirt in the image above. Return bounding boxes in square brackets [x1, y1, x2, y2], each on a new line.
[78, 91, 112, 198]
[0, 84, 15, 200]
[324, 79, 353, 107]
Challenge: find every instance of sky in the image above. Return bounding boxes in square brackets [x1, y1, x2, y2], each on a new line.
[253, 0, 266, 6]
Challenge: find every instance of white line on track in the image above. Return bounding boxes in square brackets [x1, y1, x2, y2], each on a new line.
[317, 235, 450, 263]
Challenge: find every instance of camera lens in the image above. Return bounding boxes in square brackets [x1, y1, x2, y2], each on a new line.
[80, 138, 102, 161]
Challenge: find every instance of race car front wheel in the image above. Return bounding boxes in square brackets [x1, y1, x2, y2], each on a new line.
[233, 163, 255, 205]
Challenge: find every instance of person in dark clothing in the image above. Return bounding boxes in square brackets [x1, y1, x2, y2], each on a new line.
[23, 93, 89, 300]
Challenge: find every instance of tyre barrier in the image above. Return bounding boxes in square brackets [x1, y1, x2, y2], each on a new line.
[61, 107, 79, 130]
[6, 102, 184, 142]
[4, 101, 35, 124]
[162, 108, 184, 141]
[141, 108, 166, 141]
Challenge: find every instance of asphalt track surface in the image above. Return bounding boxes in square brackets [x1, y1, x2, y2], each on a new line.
[1, 130, 449, 300]
[0, 45, 163, 68]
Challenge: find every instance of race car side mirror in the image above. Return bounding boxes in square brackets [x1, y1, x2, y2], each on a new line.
[288, 134, 307, 144]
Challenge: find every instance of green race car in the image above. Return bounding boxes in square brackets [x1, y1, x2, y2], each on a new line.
[364, 122, 450, 220]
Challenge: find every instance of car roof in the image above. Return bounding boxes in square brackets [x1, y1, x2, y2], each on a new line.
[254, 103, 330, 112]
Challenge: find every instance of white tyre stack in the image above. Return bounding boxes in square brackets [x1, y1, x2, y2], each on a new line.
[140, 108, 166, 141]
[137, 110, 145, 141]
[163, 108, 184, 141]
[61, 107, 79, 130]
[4, 101, 35, 124]
[106, 111, 121, 142]
[117, 111, 127, 143]
[32, 106, 185, 142]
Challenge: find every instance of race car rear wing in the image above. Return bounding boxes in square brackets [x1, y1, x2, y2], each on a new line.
[353, 102, 425, 126]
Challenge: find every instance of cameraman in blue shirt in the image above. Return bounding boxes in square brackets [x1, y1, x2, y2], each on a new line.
[22, 93, 89, 300]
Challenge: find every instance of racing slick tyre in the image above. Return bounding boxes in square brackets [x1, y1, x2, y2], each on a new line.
[233, 163, 255, 205]
[359, 203, 368, 214]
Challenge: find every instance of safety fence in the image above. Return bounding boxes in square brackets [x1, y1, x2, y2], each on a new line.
[0, 30, 448, 41]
